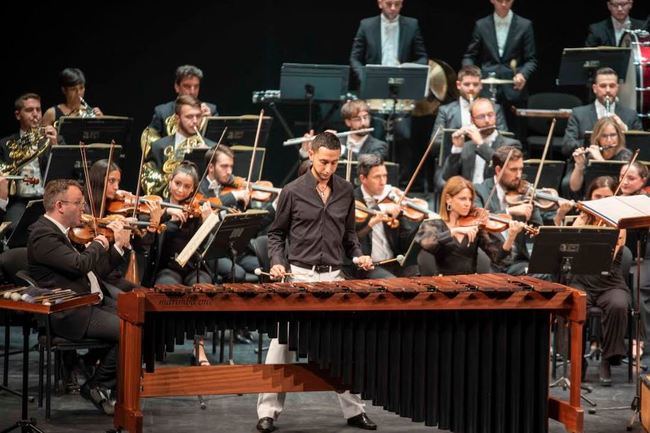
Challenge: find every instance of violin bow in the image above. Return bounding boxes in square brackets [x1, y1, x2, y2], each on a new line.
[345, 145, 353, 182]
[484, 148, 514, 209]
[397, 126, 443, 207]
[528, 118, 556, 206]
[613, 149, 640, 196]
[189, 127, 228, 205]
[131, 135, 149, 220]
[245, 109, 265, 188]
[99, 142, 116, 218]
[78, 144, 97, 231]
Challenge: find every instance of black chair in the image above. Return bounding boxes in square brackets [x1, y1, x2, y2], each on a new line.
[249, 235, 270, 282]
[526, 92, 582, 159]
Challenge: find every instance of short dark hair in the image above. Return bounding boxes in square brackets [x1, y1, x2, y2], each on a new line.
[492, 145, 523, 169]
[310, 131, 341, 152]
[175, 65, 204, 84]
[59, 68, 86, 88]
[174, 94, 202, 115]
[357, 153, 384, 178]
[205, 145, 234, 166]
[594, 67, 618, 81]
[44, 179, 82, 211]
[14, 93, 41, 111]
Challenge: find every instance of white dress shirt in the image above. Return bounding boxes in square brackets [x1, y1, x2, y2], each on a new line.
[459, 97, 472, 127]
[494, 10, 513, 58]
[361, 185, 394, 262]
[381, 14, 400, 66]
[342, 134, 370, 157]
[594, 100, 628, 130]
[612, 16, 631, 46]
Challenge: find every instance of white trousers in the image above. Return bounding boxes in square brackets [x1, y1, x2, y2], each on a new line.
[256, 264, 366, 420]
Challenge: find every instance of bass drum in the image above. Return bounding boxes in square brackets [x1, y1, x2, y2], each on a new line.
[411, 59, 458, 117]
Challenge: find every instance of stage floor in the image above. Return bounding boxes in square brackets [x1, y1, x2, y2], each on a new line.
[0, 328, 642, 433]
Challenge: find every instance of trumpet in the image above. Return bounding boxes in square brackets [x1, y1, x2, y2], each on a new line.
[282, 128, 375, 146]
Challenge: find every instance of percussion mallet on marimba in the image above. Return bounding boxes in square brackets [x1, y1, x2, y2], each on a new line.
[353, 255, 404, 267]
[254, 268, 294, 279]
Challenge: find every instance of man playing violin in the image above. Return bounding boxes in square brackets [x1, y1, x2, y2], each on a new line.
[441, 98, 521, 185]
[0, 93, 60, 225]
[351, 154, 418, 278]
[259, 132, 376, 433]
[200, 146, 251, 209]
[473, 146, 543, 275]
[27, 179, 132, 415]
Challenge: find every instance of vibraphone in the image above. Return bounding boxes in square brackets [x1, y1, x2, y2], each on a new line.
[114, 274, 586, 433]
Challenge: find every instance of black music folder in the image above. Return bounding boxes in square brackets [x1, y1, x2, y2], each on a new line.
[280, 63, 350, 102]
[558, 47, 631, 86]
[43, 144, 122, 184]
[202, 115, 273, 147]
[360, 64, 429, 100]
[582, 160, 627, 190]
[6, 199, 44, 248]
[57, 116, 132, 145]
[523, 159, 567, 191]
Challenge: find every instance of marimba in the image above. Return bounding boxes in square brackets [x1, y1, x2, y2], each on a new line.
[114, 274, 586, 433]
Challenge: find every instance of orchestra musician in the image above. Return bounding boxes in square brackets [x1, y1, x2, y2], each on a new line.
[562, 67, 642, 158]
[462, 0, 537, 135]
[27, 179, 132, 415]
[432, 65, 509, 149]
[41, 68, 103, 128]
[300, 100, 389, 162]
[568, 117, 633, 196]
[148, 64, 218, 138]
[0, 93, 59, 224]
[415, 175, 524, 275]
[567, 176, 630, 385]
[146, 95, 216, 171]
[473, 146, 543, 275]
[258, 132, 376, 433]
[440, 98, 521, 184]
[585, 0, 647, 47]
[351, 154, 418, 279]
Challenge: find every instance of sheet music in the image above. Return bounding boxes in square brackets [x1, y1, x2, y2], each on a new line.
[579, 195, 650, 228]
[175, 212, 221, 268]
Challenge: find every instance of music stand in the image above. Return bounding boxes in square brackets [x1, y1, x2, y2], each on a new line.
[202, 115, 273, 146]
[43, 144, 121, 184]
[558, 47, 631, 102]
[56, 116, 132, 145]
[585, 131, 650, 161]
[523, 159, 567, 191]
[6, 200, 44, 249]
[582, 160, 627, 190]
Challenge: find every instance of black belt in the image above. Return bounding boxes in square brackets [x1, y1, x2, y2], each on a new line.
[291, 262, 341, 273]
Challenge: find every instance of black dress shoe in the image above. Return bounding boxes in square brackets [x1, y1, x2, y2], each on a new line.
[80, 382, 114, 416]
[256, 417, 276, 432]
[347, 413, 377, 430]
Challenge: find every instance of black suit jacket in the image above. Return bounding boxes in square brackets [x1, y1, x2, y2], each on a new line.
[27, 216, 127, 339]
[148, 100, 218, 136]
[349, 135, 389, 160]
[352, 187, 417, 258]
[462, 13, 537, 103]
[441, 135, 522, 182]
[585, 17, 648, 47]
[561, 103, 643, 156]
[350, 15, 428, 88]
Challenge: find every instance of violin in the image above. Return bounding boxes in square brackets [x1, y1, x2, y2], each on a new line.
[458, 208, 539, 237]
[354, 200, 399, 228]
[69, 214, 166, 245]
[189, 193, 239, 214]
[505, 180, 567, 211]
[108, 190, 197, 216]
[220, 176, 281, 202]
[385, 189, 435, 221]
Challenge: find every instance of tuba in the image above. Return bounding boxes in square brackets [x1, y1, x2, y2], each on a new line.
[0, 128, 52, 176]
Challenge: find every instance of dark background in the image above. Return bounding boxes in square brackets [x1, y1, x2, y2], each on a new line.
[1, 0, 648, 189]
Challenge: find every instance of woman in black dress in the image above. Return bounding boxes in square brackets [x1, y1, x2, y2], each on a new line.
[415, 175, 524, 275]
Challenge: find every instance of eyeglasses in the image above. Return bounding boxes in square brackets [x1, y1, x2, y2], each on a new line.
[472, 112, 496, 121]
[608, 1, 632, 9]
[60, 200, 86, 208]
[600, 133, 618, 141]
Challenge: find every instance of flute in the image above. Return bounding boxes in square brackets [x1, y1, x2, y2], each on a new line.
[451, 125, 495, 139]
[282, 128, 375, 146]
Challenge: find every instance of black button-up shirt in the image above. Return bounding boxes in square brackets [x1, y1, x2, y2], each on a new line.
[268, 171, 362, 267]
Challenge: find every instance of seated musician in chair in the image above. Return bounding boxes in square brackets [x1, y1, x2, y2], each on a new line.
[415, 175, 524, 275]
[27, 179, 132, 415]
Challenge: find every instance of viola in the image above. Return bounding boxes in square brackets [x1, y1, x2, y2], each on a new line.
[220, 176, 281, 202]
[354, 200, 399, 228]
[69, 214, 165, 245]
[458, 208, 539, 237]
[504, 180, 567, 211]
